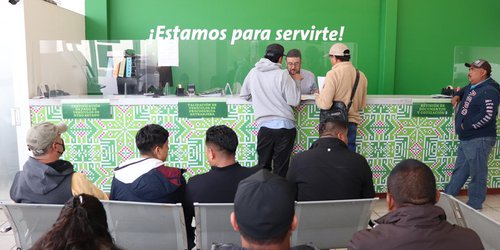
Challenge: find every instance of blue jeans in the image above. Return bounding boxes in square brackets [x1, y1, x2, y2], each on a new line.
[444, 137, 496, 209]
[347, 122, 357, 152]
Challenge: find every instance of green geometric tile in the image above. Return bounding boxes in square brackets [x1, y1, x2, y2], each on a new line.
[30, 103, 500, 193]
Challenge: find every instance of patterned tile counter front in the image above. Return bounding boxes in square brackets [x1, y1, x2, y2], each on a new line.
[29, 96, 500, 193]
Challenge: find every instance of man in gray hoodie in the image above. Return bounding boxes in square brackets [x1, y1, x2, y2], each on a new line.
[240, 44, 301, 177]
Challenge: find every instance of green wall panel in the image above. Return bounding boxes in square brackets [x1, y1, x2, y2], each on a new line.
[30, 104, 500, 193]
[85, 0, 500, 95]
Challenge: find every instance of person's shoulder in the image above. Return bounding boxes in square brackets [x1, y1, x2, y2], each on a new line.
[348, 227, 385, 249]
[301, 68, 315, 76]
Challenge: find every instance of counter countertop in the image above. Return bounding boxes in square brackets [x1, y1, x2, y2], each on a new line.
[29, 94, 452, 106]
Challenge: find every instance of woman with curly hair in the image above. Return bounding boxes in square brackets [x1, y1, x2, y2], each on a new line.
[31, 194, 121, 250]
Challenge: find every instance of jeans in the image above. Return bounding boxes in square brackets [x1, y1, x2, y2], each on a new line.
[347, 122, 357, 152]
[444, 137, 496, 209]
[257, 127, 297, 177]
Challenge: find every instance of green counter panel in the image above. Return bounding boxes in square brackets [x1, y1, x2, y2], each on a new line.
[30, 104, 500, 193]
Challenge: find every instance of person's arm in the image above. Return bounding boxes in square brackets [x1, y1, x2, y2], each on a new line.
[71, 172, 109, 200]
[462, 90, 499, 130]
[360, 74, 368, 109]
[239, 72, 252, 101]
[282, 71, 301, 107]
[360, 159, 375, 198]
[286, 159, 300, 200]
[309, 71, 318, 94]
[315, 72, 336, 109]
[452, 86, 465, 107]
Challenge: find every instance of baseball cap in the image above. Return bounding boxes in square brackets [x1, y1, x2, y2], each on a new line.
[465, 59, 492, 75]
[329, 43, 350, 57]
[234, 169, 295, 241]
[265, 44, 285, 58]
[27, 122, 68, 154]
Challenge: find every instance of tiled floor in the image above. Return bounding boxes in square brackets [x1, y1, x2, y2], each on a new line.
[1, 195, 500, 250]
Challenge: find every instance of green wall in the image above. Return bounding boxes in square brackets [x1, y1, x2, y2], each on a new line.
[85, 0, 500, 94]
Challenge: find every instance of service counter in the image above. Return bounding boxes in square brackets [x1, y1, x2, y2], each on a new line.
[29, 95, 500, 193]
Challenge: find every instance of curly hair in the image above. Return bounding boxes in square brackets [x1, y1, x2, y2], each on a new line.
[31, 194, 121, 250]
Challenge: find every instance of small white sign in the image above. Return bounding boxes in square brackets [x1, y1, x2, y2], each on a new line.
[157, 39, 179, 67]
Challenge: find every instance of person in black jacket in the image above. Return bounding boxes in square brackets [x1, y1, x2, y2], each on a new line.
[287, 118, 375, 201]
[184, 125, 257, 249]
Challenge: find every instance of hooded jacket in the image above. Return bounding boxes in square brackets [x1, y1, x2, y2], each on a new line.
[348, 204, 484, 250]
[10, 157, 107, 203]
[10, 157, 73, 204]
[454, 78, 500, 140]
[240, 58, 301, 126]
[110, 158, 185, 203]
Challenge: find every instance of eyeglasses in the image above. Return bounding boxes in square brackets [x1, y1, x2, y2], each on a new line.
[287, 62, 301, 67]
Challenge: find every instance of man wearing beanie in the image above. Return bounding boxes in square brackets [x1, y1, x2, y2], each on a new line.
[10, 122, 107, 203]
[240, 44, 301, 177]
[213, 169, 316, 250]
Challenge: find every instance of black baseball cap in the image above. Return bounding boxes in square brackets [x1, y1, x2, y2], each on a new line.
[234, 169, 295, 241]
[265, 44, 285, 58]
[465, 59, 492, 75]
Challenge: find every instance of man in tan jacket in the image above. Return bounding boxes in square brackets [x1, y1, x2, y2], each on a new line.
[10, 122, 108, 203]
[315, 43, 367, 152]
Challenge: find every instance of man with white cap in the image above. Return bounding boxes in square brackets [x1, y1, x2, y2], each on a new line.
[315, 43, 368, 152]
[445, 59, 499, 210]
[10, 122, 108, 204]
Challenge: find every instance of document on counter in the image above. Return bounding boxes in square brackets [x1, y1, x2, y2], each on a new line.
[157, 39, 179, 67]
[317, 76, 326, 93]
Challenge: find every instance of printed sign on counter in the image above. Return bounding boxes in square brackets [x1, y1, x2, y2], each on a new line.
[178, 102, 228, 118]
[412, 103, 453, 117]
[62, 100, 112, 119]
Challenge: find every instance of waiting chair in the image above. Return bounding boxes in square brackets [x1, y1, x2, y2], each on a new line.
[0, 202, 62, 249]
[436, 192, 465, 226]
[292, 198, 378, 249]
[453, 198, 500, 250]
[193, 203, 240, 250]
[102, 200, 187, 250]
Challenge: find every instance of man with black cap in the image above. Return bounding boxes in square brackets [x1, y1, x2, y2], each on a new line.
[213, 169, 316, 250]
[445, 59, 499, 210]
[315, 43, 368, 152]
[10, 122, 108, 204]
[286, 49, 317, 94]
[240, 44, 301, 177]
[451, 59, 499, 107]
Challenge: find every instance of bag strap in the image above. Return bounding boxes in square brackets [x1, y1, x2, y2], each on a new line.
[347, 70, 360, 110]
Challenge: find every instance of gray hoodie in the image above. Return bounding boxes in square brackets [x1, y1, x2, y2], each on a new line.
[10, 157, 74, 204]
[240, 58, 301, 125]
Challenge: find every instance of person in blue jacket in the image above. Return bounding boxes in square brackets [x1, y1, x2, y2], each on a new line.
[110, 124, 185, 203]
[445, 59, 499, 210]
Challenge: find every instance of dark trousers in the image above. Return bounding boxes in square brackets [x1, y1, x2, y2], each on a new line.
[347, 122, 357, 152]
[257, 127, 296, 177]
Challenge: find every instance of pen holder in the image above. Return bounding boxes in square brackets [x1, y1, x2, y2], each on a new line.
[176, 85, 185, 96]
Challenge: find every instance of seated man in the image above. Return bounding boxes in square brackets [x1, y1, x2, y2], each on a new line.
[348, 159, 483, 250]
[110, 124, 185, 203]
[214, 169, 316, 250]
[185, 125, 256, 249]
[10, 122, 108, 203]
[287, 118, 375, 201]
